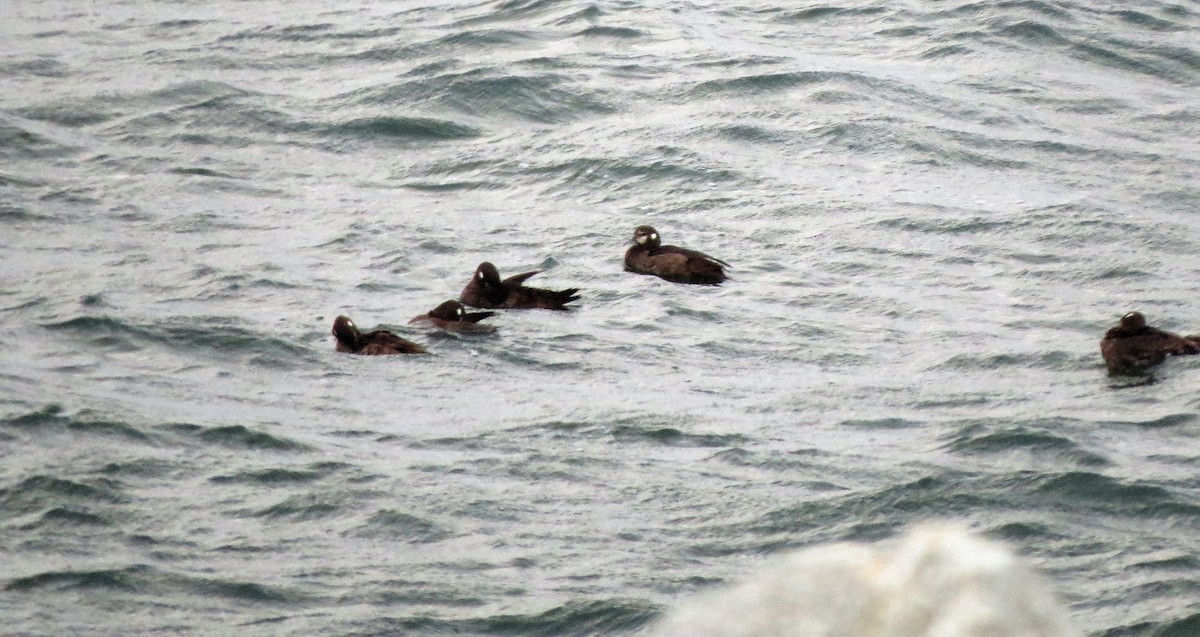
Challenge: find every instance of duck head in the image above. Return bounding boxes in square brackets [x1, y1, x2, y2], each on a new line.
[429, 300, 467, 321]
[332, 315, 361, 348]
[475, 262, 503, 288]
[1120, 311, 1147, 330]
[632, 225, 660, 250]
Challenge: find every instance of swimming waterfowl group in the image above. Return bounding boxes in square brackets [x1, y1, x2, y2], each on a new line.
[331, 225, 726, 355]
[331, 225, 1195, 379]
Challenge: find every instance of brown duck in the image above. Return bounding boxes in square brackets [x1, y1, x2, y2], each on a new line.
[624, 225, 728, 285]
[1100, 311, 1200, 374]
[409, 300, 497, 334]
[459, 262, 579, 311]
[332, 315, 427, 355]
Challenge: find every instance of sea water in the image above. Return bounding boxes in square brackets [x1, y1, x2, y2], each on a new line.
[2, 1, 1199, 635]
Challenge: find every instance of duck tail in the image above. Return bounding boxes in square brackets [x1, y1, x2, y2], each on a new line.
[1183, 335, 1200, 354]
[557, 288, 581, 308]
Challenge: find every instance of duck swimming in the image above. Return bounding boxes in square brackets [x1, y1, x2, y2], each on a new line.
[1100, 311, 1200, 374]
[409, 300, 497, 334]
[459, 261, 580, 311]
[624, 225, 728, 285]
[332, 315, 427, 355]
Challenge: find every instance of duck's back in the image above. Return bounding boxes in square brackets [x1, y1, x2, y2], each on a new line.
[504, 284, 579, 310]
[360, 330, 427, 355]
[626, 244, 727, 284]
[1101, 326, 1198, 373]
[1101, 334, 1168, 373]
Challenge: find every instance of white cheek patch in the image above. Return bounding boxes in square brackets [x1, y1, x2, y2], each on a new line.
[636, 235, 648, 245]
[477, 271, 486, 280]
[650, 233, 658, 242]
[456, 306, 464, 318]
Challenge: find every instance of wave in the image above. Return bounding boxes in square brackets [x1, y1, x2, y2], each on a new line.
[6, 563, 303, 604]
[2, 404, 154, 442]
[841, 416, 923, 429]
[946, 424, 1111, 466]
[0, 473, 128, 523]
[575, 25, 644, 39]
[1098, 413, 1197, 429]
[686, 69, 878, 99]
[0, 57, 70, 78]
[42, 315, 316, 367]
[17, 80, 256, 134]
[0, 112, 84, 161]
[609, 424, 751, 448]
[31, 507, 111, 528]
[1034, 471, 1200, 519]
[322, 116, 480, 143]
[356, 598, 659, 637]
[161, 423, 311, 452]
[209, 468, 323, 485]
[7, 565, 151, 593]
[776, 6, 890, 23]
[2, 406, 309, 459]
[721, 466, 1200, 546]
[350, 509, 453, 543]
[699, 473, 1002, 552]
[1150, 612, 1200, 637]
[963, 6, 1198, 84]
[345, 67, 617, 125]
[242, 494, 349, 521]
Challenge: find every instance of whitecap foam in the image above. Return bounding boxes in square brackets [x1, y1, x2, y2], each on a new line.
[651, 523, 1079, 637]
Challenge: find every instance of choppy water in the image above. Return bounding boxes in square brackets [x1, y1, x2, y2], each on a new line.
[3, 1, 1200, 635]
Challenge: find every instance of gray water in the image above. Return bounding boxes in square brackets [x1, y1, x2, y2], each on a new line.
[2, 1, 1199, 635]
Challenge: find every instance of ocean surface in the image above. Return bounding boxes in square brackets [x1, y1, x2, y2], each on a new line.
[2, 1, 1199, 635]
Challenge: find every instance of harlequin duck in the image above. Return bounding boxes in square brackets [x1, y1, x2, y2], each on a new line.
[624, 225, 728, 285]
[460, 261, 580, 311]
[1100, 311, 1200, 374]
[332, 315, 427, 355]
[409, 300, 497, 334]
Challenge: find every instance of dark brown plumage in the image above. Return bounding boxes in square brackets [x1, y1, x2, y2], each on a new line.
[1100, 311, 1200, 375]
[459, 262, 580, 311]
[624, 225, 728, 285]
[408, 300, 497, 334]
[332, 315, 427, 355]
